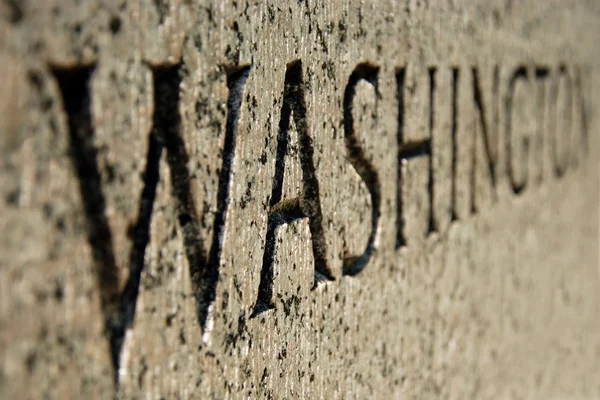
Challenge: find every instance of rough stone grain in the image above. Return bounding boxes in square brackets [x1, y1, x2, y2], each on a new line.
[1, 0, 599, 398]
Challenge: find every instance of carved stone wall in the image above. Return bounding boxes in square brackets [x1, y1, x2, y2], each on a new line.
[1, 0, 599, 398]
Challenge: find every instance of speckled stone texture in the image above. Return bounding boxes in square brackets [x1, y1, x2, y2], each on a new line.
[1, 0, 599, 398]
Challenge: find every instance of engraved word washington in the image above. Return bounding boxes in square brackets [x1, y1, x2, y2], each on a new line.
[50, 60, 588, 381]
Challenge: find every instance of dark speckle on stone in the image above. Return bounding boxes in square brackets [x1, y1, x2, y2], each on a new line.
[5, 0, 23, 24]
[109, 16, 121, 35]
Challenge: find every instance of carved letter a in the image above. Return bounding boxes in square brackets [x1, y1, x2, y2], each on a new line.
[252, 60, 333, 317]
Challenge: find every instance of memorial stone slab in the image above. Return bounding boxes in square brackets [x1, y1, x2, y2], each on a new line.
[0, 0, 599, 398]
